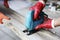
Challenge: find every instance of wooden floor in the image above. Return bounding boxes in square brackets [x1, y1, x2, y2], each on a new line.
[0, 6, 60, 40]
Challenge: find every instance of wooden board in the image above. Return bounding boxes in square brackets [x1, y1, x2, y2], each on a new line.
[0, 6, 60, 40]
[4, 8, 60, 40]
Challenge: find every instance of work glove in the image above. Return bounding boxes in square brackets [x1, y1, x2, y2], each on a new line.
[0, 12, 10, 24]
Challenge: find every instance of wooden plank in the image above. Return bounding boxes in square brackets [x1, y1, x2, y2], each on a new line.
[2, 7, 60, 40]
[6, 9, 60, 40]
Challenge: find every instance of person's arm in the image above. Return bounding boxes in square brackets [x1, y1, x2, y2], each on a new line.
[34, 1, 45, 20]
[30, 0, 47, 20]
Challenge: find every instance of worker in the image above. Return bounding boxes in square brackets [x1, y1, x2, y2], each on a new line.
[0, 12, 10, 24]
[25, 0, 60, 34]
[24, 0, 47, 33]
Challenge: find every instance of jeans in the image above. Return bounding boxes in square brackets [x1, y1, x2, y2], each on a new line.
[25, 10, 47, 31]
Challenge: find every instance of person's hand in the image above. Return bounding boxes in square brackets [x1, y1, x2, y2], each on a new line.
[30, 2, 45, 20]
[0, 12, 10, 24]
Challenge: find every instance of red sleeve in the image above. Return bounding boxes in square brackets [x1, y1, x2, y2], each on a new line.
[34, 2, 45, 20]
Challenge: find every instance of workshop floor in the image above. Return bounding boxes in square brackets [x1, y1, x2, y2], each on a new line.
[0, 3, 60, 40]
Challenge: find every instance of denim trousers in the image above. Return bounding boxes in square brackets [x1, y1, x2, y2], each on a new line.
[25, 10, 46, 31]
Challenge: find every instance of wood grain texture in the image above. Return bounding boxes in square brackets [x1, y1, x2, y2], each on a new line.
[5, 8, 60, 40]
